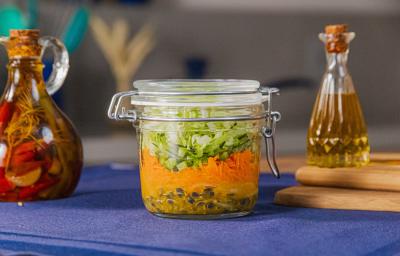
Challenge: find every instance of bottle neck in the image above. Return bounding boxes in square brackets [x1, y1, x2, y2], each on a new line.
[4, 57, 46, 101]
[325, 51, 349, 77]
[7, 57, 44, 80]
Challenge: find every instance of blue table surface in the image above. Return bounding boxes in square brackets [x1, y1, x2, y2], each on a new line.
[0, 165, 400, 256]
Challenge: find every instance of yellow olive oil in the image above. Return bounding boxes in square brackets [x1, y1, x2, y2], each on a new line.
[307, 24, 370, 168]
[307, 92, 370, 167]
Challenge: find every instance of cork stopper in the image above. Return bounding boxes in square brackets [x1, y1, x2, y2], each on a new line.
[10, 29, 40, 39]
[325, 24, 348, 34]
[324, 24, 349, 53]
[7, 29, 42, 58]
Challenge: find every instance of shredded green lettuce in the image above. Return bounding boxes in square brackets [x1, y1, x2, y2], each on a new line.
[140, 106, 260, 171]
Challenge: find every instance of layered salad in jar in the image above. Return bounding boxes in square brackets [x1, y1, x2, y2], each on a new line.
[138, 106, 262, 218]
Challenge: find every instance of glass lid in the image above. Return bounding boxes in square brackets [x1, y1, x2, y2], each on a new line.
[134, 79, 260, 92]
[131, 79, 270, 107]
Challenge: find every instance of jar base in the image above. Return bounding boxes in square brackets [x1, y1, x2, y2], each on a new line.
[151, 211, 252, 220]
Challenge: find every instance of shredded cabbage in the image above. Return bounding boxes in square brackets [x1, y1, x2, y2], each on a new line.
[140, 107, 260, 171]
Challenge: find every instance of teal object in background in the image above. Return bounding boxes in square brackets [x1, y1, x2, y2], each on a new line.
[0, 2, 90, 53]
[62, 7, 90, 53]
[0, 2, 89, 110]
[51, 6, 90, 108]
[44, 4, 90, 109]
[27, 0, 38, 28]
[0, 4, 27, 36]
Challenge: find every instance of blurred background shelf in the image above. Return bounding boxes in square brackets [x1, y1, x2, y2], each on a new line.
[1, 0, 399, 164]
[177, 0, 400, 14]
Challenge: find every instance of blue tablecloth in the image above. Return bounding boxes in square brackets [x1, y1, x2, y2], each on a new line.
[0, 165, 400, 256]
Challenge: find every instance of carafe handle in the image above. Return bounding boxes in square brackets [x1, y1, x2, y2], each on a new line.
[0, 37, 8, 45]
[39, 36, 69, 95]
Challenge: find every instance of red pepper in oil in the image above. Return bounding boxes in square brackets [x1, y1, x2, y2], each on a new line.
[0, 29, 83, 201]
[18, 176, 59, 200]
[0, 102, 13, 134]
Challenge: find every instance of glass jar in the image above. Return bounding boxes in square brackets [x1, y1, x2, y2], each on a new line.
[108, 80, 281, 219]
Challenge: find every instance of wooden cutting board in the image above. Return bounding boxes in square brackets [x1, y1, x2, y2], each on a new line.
[274, 153, 400, 212]
[296, 163, 400, 192]
[296, 153, 400, 191]
[274, 186, 400, 212]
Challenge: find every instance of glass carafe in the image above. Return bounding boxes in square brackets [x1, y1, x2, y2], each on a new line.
[0, 30, 82, 201]
[307, 24, 370, 168]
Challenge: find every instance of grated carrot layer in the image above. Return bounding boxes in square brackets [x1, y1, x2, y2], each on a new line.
[140, 148, 260, 193]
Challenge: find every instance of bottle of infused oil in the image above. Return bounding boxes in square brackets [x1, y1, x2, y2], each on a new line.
[0, 30, 83, 201]
[307, 24, 370, 168]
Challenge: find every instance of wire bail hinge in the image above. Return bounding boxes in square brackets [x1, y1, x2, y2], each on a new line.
[261, 87, 281, 178]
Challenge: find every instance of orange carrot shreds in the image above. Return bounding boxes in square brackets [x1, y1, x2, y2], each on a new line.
[139, 148, 260, 215]
[140, 148, 260, 194]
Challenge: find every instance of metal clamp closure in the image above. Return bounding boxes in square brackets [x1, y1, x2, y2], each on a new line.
[108, 91, 138, 122]
[259, 87, 281, 178]
[108, 87, 282, 177]
[262, 111, 281, 178]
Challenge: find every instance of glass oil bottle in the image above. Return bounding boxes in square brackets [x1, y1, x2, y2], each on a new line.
[307, 24, 370, 168]
[0, 30, 83, 201]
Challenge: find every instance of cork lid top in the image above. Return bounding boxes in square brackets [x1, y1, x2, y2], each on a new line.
[325, 24, 348, 34]
[322, 24, 352, 53]
[9, 29, 40, 39]
[7, 29, 42, 58]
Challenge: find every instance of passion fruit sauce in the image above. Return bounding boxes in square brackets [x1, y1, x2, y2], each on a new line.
[139, 146, 260, 217]
[142, 184, 258, 216]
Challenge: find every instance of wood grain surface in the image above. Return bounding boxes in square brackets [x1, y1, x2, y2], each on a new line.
[261, 155, 306, 173]
[273, 152, 400, 212]
[274, 185, 400, 212]
[294, 153, 400, 191]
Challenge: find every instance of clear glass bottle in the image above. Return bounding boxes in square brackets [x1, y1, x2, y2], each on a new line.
[0, 30, 83, 201]
[307, 24, 370, 168]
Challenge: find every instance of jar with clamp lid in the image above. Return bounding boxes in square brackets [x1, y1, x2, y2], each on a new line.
[108, 79, 281, 219]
